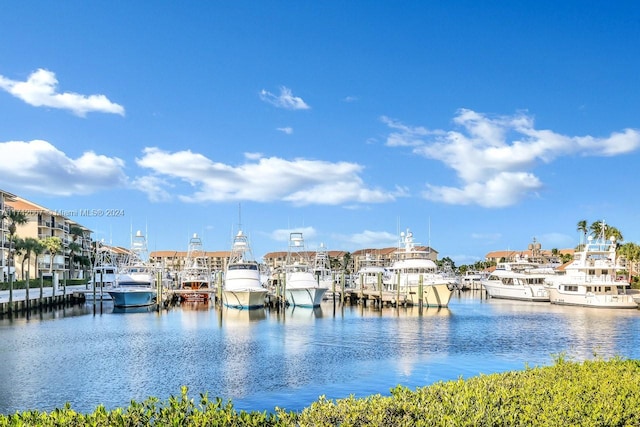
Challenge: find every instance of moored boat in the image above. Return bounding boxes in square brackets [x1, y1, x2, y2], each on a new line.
[178, 233, 212, 303]
[353, 252, 390, 291]
[222, 230, 267, 309]
[482, 271, 551, 302]
[383, 228, 454, 307]
[284, 232, 327, 307]
[84, 243, 120, 301]
[545, 225, 639, 309]
[108, 230, 157, 308]
[312, 242, 335, 293]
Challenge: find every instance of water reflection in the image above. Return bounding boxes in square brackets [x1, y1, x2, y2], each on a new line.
[112, 305, 157, 314]
[0, 294, 638, 415]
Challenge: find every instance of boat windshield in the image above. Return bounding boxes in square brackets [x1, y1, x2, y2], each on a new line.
[228, 264, 258, 271]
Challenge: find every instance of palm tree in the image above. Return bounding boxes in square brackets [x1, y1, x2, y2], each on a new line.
[41, 236, 62, 297]
[19, 237, 44, 308]
[67, 241, 82, 279]
[576, 220, 588, 250]
[618, 242, 640, 283]
[68, 225, 86, 279]
[2, 209, 28, 312]
[588, 221, 623, 242]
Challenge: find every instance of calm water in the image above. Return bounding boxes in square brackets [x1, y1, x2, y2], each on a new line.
[0, 292, 639, 414]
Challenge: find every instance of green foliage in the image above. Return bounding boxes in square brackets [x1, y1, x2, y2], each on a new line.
[1, 359, 639, 426]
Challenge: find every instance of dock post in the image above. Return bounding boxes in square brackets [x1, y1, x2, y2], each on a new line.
[378, 272, 383, 308]
[341, 272, 345, 305]
[281, 272, 287, 310]
[8, 271, 13, 315]
[396, 271, 400, 308]
[331, 272, 336, 306]
[156, 271, 162, 312]
[359, 274, 364, 305]
[25, 274, 30, 313]
[418, 275, 424, 314]
[39, 274, 44, 308]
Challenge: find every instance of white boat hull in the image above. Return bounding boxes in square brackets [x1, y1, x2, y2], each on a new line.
[108, 288, 156, 308]
[483, 282, 550, 302]
[286, 287, 327, 307]
[222, 289, 267, 309]
[547, 287, 638, 309]
[393, 282, 453, 307]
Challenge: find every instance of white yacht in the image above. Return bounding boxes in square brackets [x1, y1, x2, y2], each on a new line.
[222, 230, 267, 309]
[481, 238, 560, 301]
[353, 252, 390, 291]
[312, 242, 334, 291]
[383, 228, 454, 307]
[482, 269, 551, 302]
[545, 228, 639, 309]
[456, 270, 485, 291]
[283, 232, 327, 307]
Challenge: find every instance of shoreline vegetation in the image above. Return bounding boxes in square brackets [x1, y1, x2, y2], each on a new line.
[1, 357, 638, 426]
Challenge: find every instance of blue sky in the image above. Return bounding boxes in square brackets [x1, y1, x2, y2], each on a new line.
[1, 1, 639, 265]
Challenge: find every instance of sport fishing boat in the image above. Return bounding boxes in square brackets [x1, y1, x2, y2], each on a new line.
[85, 243, 118, 301]
[108, 230, 157, 308]
[312, 242, 334, 292]
[178, 233, 212, 303]
[545, 226, 639, 309]
[383, 228, 454, 307]
[221, 229, 267, 309]
[283, 232, 327, 307]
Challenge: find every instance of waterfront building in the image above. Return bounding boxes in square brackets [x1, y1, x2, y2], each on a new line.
[5, 196, 92, 281]
[0, 189, 18, 280]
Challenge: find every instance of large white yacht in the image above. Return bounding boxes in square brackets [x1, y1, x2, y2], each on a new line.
[222, 230, 267, 309]
[482, 240, 557, 302]
[545, 229, 639, 309]
[383, 228, 454, 307]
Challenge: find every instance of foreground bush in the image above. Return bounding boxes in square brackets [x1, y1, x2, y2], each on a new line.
[1, 358, 639, 426]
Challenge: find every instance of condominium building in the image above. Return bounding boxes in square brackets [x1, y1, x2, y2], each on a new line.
[0, 189, 18, 280]
[149, 250, 230, 275]
[4, 195, 92, 281]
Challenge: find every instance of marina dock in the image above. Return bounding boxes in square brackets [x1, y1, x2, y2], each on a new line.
[0, 285, 88, 316]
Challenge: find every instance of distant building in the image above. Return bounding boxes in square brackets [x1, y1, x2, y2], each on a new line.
[149, 250, 230, 274]
[484, 238, 574, 265]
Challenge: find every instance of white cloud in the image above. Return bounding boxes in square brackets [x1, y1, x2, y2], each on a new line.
[259, 86, 310, 110]
[0, 69, 125, 117]
[383, 109, 640, 208]
[135, 147, 398, 205]
[130, 176, 172, 202]
[339, 230, 398, 248]
[0, 140, 127, 195]
[269, 226, 317, 243]
[277, 127, 293, 134]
